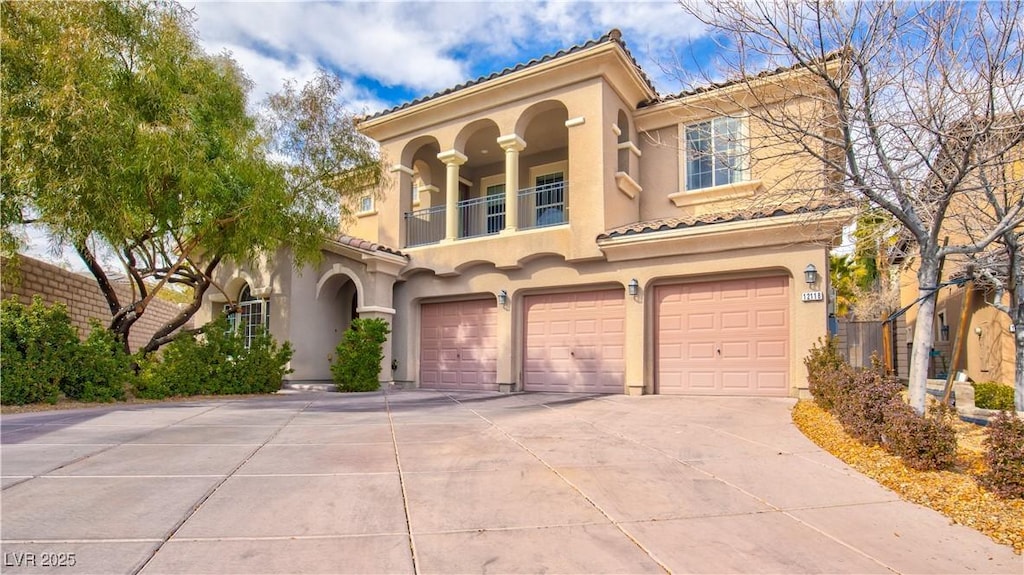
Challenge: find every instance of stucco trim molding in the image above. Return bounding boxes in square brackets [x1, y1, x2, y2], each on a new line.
[615, 171, 642, 199]
[668, 179, 763, 208]
[390, 164, 414, 175]
[565, 116, 586, 128]
[356, 305, 396, 315]
[597, 208, 857, 262]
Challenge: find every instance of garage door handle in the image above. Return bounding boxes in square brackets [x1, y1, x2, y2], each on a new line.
[570, 351, 574, 356]
[717, 348, 721, 355]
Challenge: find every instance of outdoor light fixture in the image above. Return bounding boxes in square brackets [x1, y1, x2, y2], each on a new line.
[804, 264, 819, 286]
[498, 290, 508, 306]
[628, 278, 639, 296]
[975, 327, 983, 337]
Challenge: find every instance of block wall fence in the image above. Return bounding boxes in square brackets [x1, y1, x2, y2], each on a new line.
[1, 255, 190, 353]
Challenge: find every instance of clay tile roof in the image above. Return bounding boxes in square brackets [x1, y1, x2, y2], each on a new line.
[597, 198, 854, 241]
[359, 29, 656, 123]
[639, 49, 845, 108]
[329, 234, 406, 258]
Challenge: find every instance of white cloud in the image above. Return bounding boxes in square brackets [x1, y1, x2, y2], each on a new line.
[186, 0, 714, 104]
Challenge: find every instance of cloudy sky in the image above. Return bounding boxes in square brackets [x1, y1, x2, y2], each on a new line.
[186, 1, 722, 115]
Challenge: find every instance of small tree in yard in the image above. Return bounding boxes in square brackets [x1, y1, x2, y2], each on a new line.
[681, 0, 1024, 414]
[331, 318, 390, 392]
[1, 1, 383, 356]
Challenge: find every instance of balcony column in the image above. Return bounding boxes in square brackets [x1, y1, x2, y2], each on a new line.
[437, 149, 468, 242]
[497, 134, 526, 233]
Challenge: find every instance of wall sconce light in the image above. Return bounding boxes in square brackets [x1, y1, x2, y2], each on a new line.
[804, 264, 819, 286]
[628, 278, 639, 297]
[497, 290, 508, 307]
[974, 327, 982, 337]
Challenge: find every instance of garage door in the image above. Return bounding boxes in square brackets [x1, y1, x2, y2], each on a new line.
[524, 290, 625, 393]
[420, 299, 498, 391]
[656, 276, 789, 396]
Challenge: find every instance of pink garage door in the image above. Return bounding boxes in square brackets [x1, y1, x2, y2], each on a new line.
[656, 276, 790, 396]
[420, 299, 498, 391]
[524, 290, 625, 393]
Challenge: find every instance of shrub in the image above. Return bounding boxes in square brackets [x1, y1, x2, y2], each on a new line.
[136, 316, 292, 399]
[973, 381, 1015, 411]
[882, 400, 957, 471]
[804, 336, 851, 412]
[331, 318, 390, 392]
[61, 321, 131, 402]
[1, 296, 79, 405]
[982, 411, 1024, 499]
[834, 367, 904, 445]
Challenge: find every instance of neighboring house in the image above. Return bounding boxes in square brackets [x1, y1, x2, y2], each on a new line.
[899, 259, 1016, 385]
[898, 131, 1022, 385]
[198, 30, 854, 396]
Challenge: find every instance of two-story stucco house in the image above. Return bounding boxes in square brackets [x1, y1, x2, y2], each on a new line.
[198, 30, 855, 397]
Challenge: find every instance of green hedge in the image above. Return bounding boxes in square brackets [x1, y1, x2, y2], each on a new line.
[331, 317, 390, 392]
[2, 297, 293, 405]
[1, 296, 81, 404]
[973, 381, 1015, 411]
[135, 316, 293, 399]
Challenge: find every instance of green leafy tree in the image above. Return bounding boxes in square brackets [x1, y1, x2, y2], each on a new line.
[1, 1, 383, 355]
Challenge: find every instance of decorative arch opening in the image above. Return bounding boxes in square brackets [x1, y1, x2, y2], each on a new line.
[401, 137, 444, 247]
[517, 101, 570, 230]
[617, 109, 630, 173]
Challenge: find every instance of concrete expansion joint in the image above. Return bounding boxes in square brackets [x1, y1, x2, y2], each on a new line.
[0, 403, 227, 493]
[131, 400, 314, 575]
[443, 393, 675, 575]
[383, 389, 421, 575]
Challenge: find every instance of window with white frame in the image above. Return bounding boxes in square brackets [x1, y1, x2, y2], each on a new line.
[684, 116, 747, 191]
[226, 284, 270, 349]
[358, 195, 374, 213]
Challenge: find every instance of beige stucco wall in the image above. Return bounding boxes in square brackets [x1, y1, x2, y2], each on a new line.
[390, 238, 830, 396]
[201, 247, 401, 383]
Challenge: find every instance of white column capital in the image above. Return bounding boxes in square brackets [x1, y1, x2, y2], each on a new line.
[437, 149, 468, 165]
[497, 134, 527, 152]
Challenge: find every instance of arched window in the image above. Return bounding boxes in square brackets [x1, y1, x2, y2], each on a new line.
[227, 283, 270, 348]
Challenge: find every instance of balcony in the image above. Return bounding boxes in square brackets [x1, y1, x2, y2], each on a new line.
[517, 181, 567, 230]
[403, 182, 567, 248]
[404, 205, 445, 247]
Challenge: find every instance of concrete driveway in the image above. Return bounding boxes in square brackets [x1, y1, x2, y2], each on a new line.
[1, 390, 1019, 574]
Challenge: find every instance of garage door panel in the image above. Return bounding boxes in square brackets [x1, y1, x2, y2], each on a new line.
[524, 290, 625, 393]
[755, 306, 787, 323]
[420, 300, 498, 391]
[721, 311, 750, 329]
[721, 341, 751, 359]
[688, 313, 716, 330]
[657, 277, 790, 396]
[757, 372, 787, 388]
[688, 342, 716, 359]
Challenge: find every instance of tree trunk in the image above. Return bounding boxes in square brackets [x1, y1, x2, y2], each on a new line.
[908, 255, 942, 415]
[141, 255, 221, 357]
[1015, 326, 1024, 413]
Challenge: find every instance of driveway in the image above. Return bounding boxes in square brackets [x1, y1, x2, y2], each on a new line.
[1, 391, 1019, 574]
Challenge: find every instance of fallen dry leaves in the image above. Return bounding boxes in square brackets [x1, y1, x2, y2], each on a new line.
[792, 400, 1024, 554]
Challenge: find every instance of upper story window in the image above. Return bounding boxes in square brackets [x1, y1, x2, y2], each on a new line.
[358, 195, 374, 214]
[684, 116, 747, 191]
